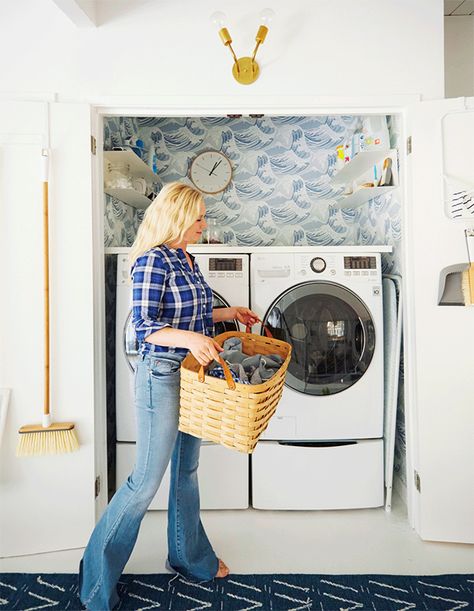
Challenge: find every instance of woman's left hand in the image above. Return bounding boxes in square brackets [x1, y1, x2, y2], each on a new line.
[232, 307, 260, 327]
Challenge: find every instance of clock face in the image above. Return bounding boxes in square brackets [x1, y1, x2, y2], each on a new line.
[190, 151, 232, 194]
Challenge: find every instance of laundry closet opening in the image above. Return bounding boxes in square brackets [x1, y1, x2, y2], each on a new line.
[101, 113, 405, 516]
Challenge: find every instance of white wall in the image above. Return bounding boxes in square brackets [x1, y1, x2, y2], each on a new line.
[0, 0, 447, 557]
[0, 101, 96, 557]
[1, 0, 444, 101]
[406, 98, 474, 543]
[445, 16, 474, 98]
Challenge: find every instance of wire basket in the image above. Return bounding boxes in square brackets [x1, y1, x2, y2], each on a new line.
[444, 174, 474, 219]
[179, 329, 292, 453]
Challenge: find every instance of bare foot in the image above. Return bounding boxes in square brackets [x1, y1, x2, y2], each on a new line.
[215, 558, 229, 578]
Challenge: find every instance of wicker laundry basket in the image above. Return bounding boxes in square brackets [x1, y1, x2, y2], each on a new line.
[179, 329, 292, 453]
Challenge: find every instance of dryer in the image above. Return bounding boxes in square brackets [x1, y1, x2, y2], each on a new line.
[115, 251, 250, 509]
[250, 249, 385, 509]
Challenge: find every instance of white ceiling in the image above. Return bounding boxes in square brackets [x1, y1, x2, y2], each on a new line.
[50, 0, 474, 29]
[444, 0, 474, 15]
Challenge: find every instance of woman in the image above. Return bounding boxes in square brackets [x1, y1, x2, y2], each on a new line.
[79, 182, 259, 610]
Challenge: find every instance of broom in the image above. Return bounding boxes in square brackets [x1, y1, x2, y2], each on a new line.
[16, 150, 80, 457]
[462, 229, 474, 307]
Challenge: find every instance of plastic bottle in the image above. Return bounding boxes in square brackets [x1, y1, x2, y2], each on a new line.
[148, 145, 157, 174]
[344, 142, 352, 163]
[361, 116, 390, 150]
[351, 133, 361, 158]
[335, 145, 345, 171]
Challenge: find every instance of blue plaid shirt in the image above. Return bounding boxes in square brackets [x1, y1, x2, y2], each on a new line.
[131, 244, 214, 356]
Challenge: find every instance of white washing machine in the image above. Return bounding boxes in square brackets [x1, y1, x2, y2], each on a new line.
[115, 250, 250, 509]
[250, 249, 385, 509]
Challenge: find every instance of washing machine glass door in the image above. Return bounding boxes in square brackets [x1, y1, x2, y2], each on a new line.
[123, 310, 140, 373]
[263, 281, 376, 396]
[123, 292, 239, 372]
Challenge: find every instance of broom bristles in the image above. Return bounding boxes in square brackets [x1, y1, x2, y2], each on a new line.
[16, 424, 79, 457]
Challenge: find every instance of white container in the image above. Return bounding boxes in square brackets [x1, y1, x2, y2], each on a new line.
[105, 162, 132, 189]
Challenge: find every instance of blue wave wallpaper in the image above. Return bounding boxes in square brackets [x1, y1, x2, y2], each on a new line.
[103, 114, 406, 487]
[104, 115, 401, 274]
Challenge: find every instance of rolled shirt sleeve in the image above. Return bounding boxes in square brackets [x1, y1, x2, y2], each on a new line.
[132, 253, 171, 341]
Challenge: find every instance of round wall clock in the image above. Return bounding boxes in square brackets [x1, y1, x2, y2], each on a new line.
[190, 150, 232, 194]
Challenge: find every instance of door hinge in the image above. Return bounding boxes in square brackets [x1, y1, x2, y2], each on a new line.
[95, 475, 101, 498]
[91, 135, 97, 155]
[414, 470, 421, 493]
[406, 136, 412, 155]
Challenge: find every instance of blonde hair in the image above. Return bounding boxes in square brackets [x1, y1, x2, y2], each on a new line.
[129, 182, 204, 270]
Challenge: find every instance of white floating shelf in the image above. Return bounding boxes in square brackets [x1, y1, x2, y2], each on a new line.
[105, 188, 151, 209]
[332, 186, 397, 209]
[329, 149, 394, 185]
[104, 150, 157, 181]
[105, 245, 393, 255]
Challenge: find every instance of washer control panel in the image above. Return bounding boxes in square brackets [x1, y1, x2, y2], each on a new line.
[344, 256, 377, 270]
[295, 253, 381, 281]
[296, 254, 336, 278]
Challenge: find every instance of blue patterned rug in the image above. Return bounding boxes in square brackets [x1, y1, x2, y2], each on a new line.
[0, 573, 472, 610]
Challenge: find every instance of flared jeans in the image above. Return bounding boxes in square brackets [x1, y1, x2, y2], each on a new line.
[79, 352, 219, 610]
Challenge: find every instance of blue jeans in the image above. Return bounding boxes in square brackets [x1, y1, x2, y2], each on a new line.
[78, 352, 219, 610]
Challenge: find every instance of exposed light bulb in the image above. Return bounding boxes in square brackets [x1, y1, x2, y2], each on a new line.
[210, 11, 227, 30]
[259, 8, 275, 27]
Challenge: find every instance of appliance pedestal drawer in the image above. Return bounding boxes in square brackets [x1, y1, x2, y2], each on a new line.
[116, 441, 249, 510]
[252, 439, 383, 510]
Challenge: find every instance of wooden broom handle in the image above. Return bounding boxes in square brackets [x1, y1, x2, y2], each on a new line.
[43, 181, 50, 416]
[198, 356, 236, 390]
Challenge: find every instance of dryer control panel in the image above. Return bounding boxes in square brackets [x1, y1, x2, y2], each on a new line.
[192, 253, 250, 309]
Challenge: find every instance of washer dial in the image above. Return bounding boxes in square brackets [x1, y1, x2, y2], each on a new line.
[310, 257, 326, 273]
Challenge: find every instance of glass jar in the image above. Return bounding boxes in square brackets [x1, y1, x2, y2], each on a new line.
[207, 218, 223, 244]
[105, 162, 132, 189]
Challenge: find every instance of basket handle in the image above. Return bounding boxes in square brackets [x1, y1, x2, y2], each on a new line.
[245, 323, 274, 338]
[198, 356, 236, 390]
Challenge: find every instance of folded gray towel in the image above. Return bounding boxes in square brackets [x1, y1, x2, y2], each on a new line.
[214, 338, 284, 385]
[220, 349, 247, 365]
[222, 337, 243, 351]
[248, 354, 284, 384]
[228, 362, 248, 382]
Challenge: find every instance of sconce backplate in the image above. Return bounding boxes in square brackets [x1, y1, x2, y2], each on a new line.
[232, 57, 260, 85]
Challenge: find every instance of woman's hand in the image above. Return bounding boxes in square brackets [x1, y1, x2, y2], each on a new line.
[186, 332, 224, 366]
[232, 307, 260, 328]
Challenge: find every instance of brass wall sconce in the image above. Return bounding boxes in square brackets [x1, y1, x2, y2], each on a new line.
[210, 9, 275, 85]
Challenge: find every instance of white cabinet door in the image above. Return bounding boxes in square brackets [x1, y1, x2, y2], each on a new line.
[0, 100, 96, 556]
[406, 97, 474, 543]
